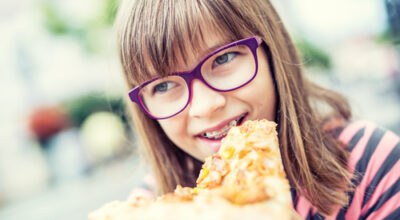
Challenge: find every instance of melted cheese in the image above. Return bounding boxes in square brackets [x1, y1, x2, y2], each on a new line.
[89, 120, 297, 220]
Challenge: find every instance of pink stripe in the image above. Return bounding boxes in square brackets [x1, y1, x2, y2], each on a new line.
[324, 120, 371, 219]
[296, 121, 376, 219]
[345, 192, 364, 219]
[312, 207, 319, 216]
[338, 120, 369, 144]
[366, 190, 400, 220]
[362, 160, 400, 216]
[296, 196, 312, 218]
[347, 122, 376, 172]
[344, 123, 376, 219]
[362, 131, 399, 187]
[359, 131, 399, 216]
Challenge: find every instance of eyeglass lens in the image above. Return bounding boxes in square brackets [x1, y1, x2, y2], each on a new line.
[138, 44, 256, 118]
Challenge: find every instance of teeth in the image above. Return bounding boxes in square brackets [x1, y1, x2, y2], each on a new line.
[202, 118, 239, 139]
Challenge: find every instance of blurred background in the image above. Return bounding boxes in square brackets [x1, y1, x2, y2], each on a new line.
[0, 0, 399, 219]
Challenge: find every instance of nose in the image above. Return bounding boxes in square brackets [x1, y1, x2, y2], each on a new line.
[188, 79, 227, 118]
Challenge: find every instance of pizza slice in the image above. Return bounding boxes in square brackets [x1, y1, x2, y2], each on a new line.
[89, 120, 299, 220]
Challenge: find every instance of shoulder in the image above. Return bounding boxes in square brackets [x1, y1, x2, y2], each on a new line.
[293, 120, 400, 219]
[337, 120, 400, 178]
[337, 120, 400, 219]
[337, 120, 399, 154]
[127, 173, 156, 202]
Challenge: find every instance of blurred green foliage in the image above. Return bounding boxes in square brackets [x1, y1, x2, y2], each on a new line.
[41, 3, 70, 35]
[376, 28, 396, 44]
[40, 0, 120, 52]
[62, 93, 126, 127]
[102, 0, 120, 25]
[39, 0, 127, 128]
[296, 38, 332, 70]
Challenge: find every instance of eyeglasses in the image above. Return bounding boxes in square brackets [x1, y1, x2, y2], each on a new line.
[128, 36, 263, 119]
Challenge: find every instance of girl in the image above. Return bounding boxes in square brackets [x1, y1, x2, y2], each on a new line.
[114, 0, 400, 219]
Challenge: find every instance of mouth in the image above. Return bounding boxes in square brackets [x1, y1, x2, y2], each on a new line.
[198, 113, 247, 140]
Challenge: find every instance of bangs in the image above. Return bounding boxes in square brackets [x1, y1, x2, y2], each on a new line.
[117, 0, 254, 87]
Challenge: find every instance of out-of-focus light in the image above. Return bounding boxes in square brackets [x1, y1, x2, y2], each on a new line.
[80, 111, 125, 162]
[290, 0, 386, 44]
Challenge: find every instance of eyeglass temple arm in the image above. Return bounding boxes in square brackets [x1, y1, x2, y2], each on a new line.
[255, 36, 263, 45]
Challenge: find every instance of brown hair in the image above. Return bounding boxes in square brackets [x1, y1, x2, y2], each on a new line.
[115, 0, 353, 216]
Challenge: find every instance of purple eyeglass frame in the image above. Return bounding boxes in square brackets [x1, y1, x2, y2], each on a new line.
[128, 36, 263, 120]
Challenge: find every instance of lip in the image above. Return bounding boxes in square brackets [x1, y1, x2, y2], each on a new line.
[195, 113, 248, 137]
[195, 113, 248, 153]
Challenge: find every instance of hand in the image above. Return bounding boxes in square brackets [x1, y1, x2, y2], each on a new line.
[127, 187, 155, 202]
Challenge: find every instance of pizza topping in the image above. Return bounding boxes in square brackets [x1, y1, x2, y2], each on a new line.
[89, 120, 295, 220]
[221, 146, 235, 159]
[193, 120, 290, 207]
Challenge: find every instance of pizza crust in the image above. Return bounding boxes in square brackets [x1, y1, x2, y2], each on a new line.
[89, 120, 299, 220]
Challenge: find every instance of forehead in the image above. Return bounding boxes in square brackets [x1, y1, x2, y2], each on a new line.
[119, 0, 258, 87]
[141, 27, 235, 81]
[133, 13, 250, 85]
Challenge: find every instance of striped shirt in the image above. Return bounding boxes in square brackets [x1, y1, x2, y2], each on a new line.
[293, 120, 400, 219]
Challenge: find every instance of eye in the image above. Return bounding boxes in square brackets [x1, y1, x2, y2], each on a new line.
[213, 52, 238, 68]
[152, 81, 176, 94]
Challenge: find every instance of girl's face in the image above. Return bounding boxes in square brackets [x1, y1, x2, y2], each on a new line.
[157, 31, 277, 161]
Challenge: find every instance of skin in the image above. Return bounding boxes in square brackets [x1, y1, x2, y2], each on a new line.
[157, 29, 277, 161]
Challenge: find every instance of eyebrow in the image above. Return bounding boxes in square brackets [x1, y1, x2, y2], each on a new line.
[198, 38, 232, 60]
[156, 38, 234, 77]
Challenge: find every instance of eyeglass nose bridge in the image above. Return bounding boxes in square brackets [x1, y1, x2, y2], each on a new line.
[178, 63, 222, 106]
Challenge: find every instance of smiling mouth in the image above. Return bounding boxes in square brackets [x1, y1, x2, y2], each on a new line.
[199, 114, 247, 140]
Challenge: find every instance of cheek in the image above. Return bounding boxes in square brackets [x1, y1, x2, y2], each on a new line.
[248, 79, 276, 120]
[157, 114, 205, 160]
[157, 114, 188, 146]
[236, 55, 277, 120]
[256, 49, 277, 119]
